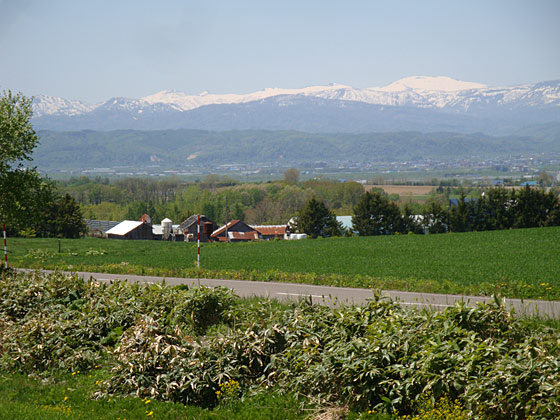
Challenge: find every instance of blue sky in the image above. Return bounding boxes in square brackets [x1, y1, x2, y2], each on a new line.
[1, 0, 559, 103]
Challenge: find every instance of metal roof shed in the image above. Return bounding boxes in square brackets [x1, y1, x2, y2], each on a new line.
[106, 220, 154, 240]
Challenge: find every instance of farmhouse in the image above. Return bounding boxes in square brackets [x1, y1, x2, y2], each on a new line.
[210, 220, 260, 242]
[106, 220, 154, 240]
[250, 225, 287, 240]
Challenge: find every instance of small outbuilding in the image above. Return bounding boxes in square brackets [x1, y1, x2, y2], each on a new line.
[251, 225, 287, 240]
[211, 220, 260, 242]
[106, 220, 153, 240]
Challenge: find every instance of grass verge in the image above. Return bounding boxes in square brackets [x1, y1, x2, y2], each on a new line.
[0, 372, 311, 420]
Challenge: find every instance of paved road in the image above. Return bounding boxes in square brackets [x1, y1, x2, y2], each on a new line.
[62, 270, 560, 318]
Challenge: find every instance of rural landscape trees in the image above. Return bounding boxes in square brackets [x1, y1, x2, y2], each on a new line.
[0, 90, 46, 233]
[0, 91, 87, 238]
[52, 171, 560, 239]
[352, 190, 404, 235]
[296, 197, 342, 238]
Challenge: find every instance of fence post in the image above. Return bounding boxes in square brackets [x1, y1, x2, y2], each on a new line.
[3, 224, 7, 269]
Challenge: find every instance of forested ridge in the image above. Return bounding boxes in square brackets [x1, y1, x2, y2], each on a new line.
[34, 127, 560, 170]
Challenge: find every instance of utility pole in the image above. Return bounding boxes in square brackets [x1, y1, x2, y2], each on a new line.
[224, 196, 228, 241]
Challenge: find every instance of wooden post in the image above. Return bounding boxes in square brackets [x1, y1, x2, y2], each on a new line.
[3, 224, 7, 269]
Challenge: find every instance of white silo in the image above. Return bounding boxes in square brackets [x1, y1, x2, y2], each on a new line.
[161, 218, 172, 240]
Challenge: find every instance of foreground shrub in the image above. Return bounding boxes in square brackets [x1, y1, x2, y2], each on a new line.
[1, 270, 559, 419]
[171, 285, 236, 334]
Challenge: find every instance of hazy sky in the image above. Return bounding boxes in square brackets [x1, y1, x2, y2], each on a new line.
[1, 0, 559, 103]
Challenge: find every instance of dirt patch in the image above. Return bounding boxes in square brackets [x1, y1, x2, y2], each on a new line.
[365, 185, 435, 196]
[310, 407, 348, 420]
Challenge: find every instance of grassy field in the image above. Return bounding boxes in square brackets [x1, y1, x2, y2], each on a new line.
[8, 226, 560, 300]
[0, 372, 311, 420]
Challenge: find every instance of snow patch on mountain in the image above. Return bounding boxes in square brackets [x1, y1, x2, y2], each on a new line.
[31, 76, 560, 120]
[142, 83, 352, 111]
[377, 76, 487, 92]
[32, 95, 94, 117]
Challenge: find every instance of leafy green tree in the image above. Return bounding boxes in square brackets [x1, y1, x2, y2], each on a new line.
[38, 194, 87, 238]
[352, 190, 404, 236]
[283, 168, 300, 185]
[297, 197, 341, 238]
[0, 90, 50, 233]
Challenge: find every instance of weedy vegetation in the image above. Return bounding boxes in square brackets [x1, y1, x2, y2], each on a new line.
[1, 270, 559, 419]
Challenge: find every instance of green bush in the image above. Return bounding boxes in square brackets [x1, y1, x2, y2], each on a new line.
[1, 271, 559, 419]
[172, 285, 237, 334]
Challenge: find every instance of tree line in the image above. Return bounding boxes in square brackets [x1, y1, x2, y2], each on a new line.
[60, 175, 365, 227]
[295, 186, 560, 238]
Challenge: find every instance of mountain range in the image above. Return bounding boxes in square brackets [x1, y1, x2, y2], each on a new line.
[32, 76, 560, 135]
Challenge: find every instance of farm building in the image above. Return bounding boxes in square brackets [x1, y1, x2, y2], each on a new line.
[106, 220, 154, 240]
[85, 219, 120, 237]
[178, 215, 217, 242]
[152, 220, 183, 241]
[251, 225, 287, 240]
[211, 220, 260, 242]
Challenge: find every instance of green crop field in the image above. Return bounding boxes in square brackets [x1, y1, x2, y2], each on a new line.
[7, 226, 560, 300]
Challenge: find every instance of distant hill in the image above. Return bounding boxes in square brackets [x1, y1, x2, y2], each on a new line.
[31, 77, 560, 135]
[33, 126, 560, 171]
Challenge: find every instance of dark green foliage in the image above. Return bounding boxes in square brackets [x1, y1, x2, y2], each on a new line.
[0, 91, 88, 237]
[448, 190, 470, 232]
[1, 271, 560, 418]
[349, 186, 560, 236]
[422, 200, 449, 233]
[352, 190, 404, 235]
[402, 203, 424, 234]
[37, 193, 88, 238]
[511, 185, 560, 228]
[172, 285, 237, 334]
[296, 197, 342, 238]
[0, 90, 48, 233]
[477, 187, 515, 230]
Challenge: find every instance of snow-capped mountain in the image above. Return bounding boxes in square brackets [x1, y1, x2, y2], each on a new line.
[32, 95, 94, 117]
[137, 76, 493, 112]
[31, 76, 560, 134]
